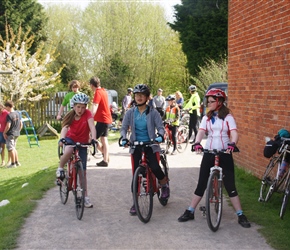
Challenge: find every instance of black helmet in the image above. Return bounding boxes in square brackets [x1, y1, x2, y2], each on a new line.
[133, 84, 150, 97]
[189, 85, 197, 92]
[127, 88, 133, 93]
[165, 94, 175, 101]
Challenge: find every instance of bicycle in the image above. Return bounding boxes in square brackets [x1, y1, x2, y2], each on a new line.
[280, 166, 290, 219]
[258, 138, 290, 203]
[58, 141, 96, 220]
[163, 120, 189, 154]
[196, 148, 239, 232]
[120, 140, 169, 223]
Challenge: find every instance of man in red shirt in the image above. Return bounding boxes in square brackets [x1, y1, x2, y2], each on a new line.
[89, 76, 112, 167]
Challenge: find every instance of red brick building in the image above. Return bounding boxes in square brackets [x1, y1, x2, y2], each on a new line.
[228, 1, 290, 177]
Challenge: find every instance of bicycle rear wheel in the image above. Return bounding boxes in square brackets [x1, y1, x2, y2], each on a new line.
[206, 170, 222, 232]
[176, 125, 189, 153]
[74, 161, 85, 220]
[133, 166, 153, 223]
[59, 168, 69, 204]
[280, 178, 290, 219]
[158, 153, 169, 206]
[260, 156, 283, 202]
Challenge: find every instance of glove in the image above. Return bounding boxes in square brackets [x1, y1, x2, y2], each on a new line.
[155, 136, 163, 143]
[227, 142, 236, 152]
[91, 139, 98, 146]
[191, 142, 203, 152]
[121, 139, 129, 146]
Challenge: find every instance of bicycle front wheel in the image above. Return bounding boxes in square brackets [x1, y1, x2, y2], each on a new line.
[206, 170, 223, 232]
[74, 161, 85, 220]
[59, 168, 69, 204]
[176, 125, 189, 153]
[260, 156, 284, 202]
[133, 166, 153, 223]
[280, 178, 290, 219]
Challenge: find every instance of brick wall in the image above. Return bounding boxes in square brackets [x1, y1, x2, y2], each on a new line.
[228, 1, 290, 177]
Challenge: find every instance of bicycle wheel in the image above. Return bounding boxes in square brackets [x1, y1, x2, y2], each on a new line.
[206, 170, 222, 232]
[74, 161, 85, 220]
[59, 168, 69, 204]
[280, 178, 290, 219]
[158, 153, 170, 206]
[176, 125, 189, 153]
[163, 131, 171, 154]
[133, 166, 153, 223]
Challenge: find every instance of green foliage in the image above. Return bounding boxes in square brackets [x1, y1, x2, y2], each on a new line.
[0, 0, 48, 54]
[192, 56, 227, 96]
[42, 0, 189, 97]
[170, 0, 228, 76]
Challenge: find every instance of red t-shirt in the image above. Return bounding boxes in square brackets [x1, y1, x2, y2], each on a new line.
[93, 88, 112, 124]
[66, 109, 93, 143]
[0, 109, 9, 133]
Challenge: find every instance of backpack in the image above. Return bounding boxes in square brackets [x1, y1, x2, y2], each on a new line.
[263, 134, 283, 158]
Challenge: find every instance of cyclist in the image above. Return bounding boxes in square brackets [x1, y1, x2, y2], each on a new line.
[177, 88, 251, 228]
[120, 84, 170, 215]
[164, 94, 180, 155]
[183, 85, 200, 144]
[57, 80, 81, 120]
[56, 93, 97, 208]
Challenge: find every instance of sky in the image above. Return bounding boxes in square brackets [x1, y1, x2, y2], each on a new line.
[38, 0, 182, 21]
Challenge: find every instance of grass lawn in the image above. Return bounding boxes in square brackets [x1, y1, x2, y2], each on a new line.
[1, 132, 290, 249]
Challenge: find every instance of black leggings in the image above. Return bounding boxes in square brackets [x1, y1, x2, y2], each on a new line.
[189, 111, 198, 140]
[168, 125, 177, 150]
[130, 146, 165, 192]
[194, 153, 238, 198]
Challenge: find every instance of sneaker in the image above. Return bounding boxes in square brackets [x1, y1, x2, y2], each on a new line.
[56, 169, 65, 180]
[6, 163, 16, 168]
[84, 197, 93, 208]
[129, 205, 137, 216]
[178, 209, 195, 222]
[161, 184, 170, 199]
[238, 214, 251, 228]
[96, 160, 108, 167]
[16, 162, 21, 167]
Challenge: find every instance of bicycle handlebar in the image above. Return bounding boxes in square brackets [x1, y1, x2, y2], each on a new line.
[64, 141, 97, 156]
[191, 147, 240, 154]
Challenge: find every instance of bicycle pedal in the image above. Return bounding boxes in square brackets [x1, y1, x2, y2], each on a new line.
[199, 206, 206, 216]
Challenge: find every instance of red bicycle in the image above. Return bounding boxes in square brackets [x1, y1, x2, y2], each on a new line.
[163, 120, 189, 154]
[120, 140, 170, 223]
[58, 141, 96, 220]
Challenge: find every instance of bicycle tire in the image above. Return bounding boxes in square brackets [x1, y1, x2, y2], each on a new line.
[58, 145, 63, 160]
[206, 170, 223, 232]
[280, 178, 290, 219]
[264, 157, 285, 202]
[158, 153, 170, 206]
[59, 168, 69, 204]
[74, 161, 85, 220]
[176, 125, 189, 153]
[163, 130, 171, 154]
[133, 166, 153, 223]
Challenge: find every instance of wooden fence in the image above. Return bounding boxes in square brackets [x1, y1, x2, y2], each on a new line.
[17, 92, 68, 130]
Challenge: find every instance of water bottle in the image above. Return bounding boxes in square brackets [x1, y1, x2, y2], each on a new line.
[279, 161, 288, 178]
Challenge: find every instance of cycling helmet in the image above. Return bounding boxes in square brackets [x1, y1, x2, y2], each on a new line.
[127, 88, 133, 93]
[189, 85, 197, 92]
[71, 93, 89, 105]
[166, 94, 176, 101]
[133, 84, 150, 97]
[205, 88, 226, 100]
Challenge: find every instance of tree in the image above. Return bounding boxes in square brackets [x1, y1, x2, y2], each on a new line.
[0, 26, 62, 105]
[0, 0, 48, 54]
[169, 0, 228, 76]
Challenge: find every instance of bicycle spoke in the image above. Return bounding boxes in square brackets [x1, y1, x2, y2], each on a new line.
[133, 167, 153, 223]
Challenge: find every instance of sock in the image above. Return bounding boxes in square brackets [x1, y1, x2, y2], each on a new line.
[188, 206, 195, 213]
[236, 210, 243, 216]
